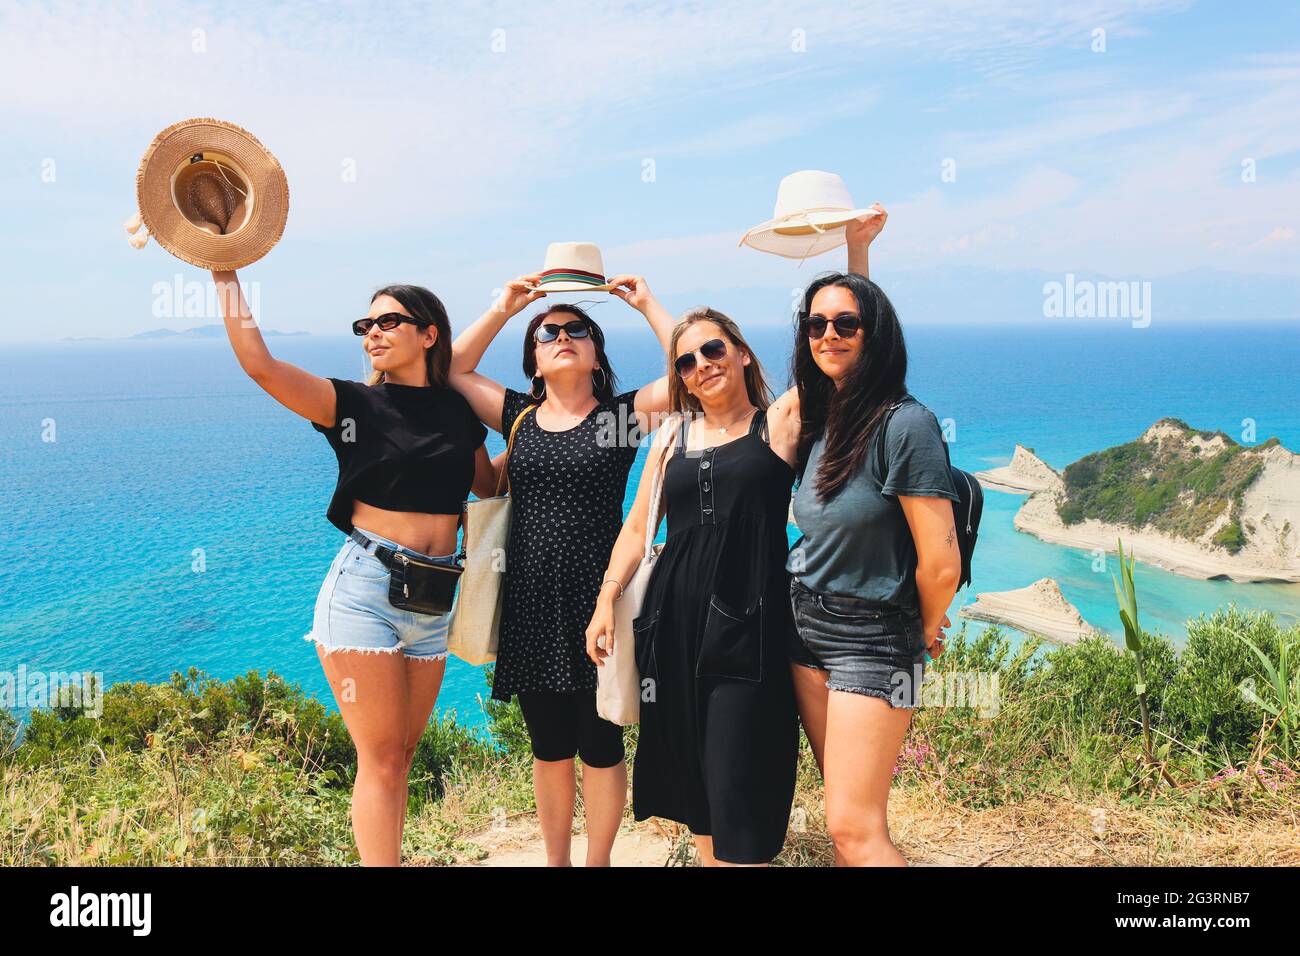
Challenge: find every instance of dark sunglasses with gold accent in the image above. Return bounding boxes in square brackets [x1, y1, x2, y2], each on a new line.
[352, 313, 429, 336]
[673, 338, 728, 377]
[802, 312, 862, 339]
[534, 319, 592, 343]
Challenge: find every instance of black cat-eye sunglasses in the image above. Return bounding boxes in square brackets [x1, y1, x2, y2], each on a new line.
[352, 313, 429, 336]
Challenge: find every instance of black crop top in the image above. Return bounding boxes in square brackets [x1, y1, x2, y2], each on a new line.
[312, 378, 488, 534]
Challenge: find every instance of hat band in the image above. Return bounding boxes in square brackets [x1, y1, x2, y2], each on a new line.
[538, 268, 606, 287]
[771, 205, 854, 223]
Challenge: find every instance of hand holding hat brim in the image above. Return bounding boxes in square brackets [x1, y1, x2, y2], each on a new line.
[738, 207, 880, 260]
[845, 203, 887, 245]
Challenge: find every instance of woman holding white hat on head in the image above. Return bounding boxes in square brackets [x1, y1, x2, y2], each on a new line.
[448, 244, 674, 867]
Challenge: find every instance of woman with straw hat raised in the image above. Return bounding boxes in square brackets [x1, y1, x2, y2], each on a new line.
[134, 118, 498, 866]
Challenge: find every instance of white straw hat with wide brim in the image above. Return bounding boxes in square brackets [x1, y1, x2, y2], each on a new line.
[133, 118, 289, 271]
[532, 241, 613, 292]
[738, 170, 879, 261]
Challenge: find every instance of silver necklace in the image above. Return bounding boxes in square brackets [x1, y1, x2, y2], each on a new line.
[706, 406, 755, 435]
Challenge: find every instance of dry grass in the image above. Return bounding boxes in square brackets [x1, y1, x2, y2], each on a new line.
[423, 747, 1300, 867]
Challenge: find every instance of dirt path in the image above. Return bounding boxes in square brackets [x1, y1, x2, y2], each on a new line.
[461, 817, 676, 867]
[453, 790, 1300, 867]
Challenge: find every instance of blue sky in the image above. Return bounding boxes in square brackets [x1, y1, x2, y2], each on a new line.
[2, 0, 1298, 340]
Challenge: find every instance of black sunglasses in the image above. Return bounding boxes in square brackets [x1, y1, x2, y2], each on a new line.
[803, 312, 862, 339]
[352, 312, 428, 336]
[535, 319, 592, 343]
[673, 338, 728, 377]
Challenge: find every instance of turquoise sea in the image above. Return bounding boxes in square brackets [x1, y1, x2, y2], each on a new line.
[3, 319, 1298, 729]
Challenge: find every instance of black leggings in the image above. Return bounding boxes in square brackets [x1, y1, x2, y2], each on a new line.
[516, 691, 625, 768]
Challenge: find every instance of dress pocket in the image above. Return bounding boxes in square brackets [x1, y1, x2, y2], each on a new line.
[632, 611, 660, 682]
[697, 595, 763, 682]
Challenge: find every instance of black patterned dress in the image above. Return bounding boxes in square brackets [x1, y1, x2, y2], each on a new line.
[490, 386, 642, 702]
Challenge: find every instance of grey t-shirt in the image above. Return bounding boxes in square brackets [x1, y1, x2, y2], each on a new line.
[787, 397, 958, 612]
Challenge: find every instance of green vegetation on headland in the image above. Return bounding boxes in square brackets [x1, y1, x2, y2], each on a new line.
[1057, 419, 1274, 553]
[3, 605, 1297, 866]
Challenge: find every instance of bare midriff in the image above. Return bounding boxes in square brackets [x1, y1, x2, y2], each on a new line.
[350, 500, 460, 558]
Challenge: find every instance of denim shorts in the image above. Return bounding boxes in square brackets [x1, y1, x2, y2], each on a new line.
[304, 527, 455, 660]
[788, 577, 927, 708]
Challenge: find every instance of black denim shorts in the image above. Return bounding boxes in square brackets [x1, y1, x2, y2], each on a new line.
[788, 578, 927, 708]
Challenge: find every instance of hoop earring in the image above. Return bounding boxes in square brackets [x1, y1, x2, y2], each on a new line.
[528, 375, 545, 401]
[592, 367, 608, 392]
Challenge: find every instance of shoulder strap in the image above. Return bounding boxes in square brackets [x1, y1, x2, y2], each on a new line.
[672, 412, 689, 459]
[644, 414, 682, 558]
[875, 397, 953, 486]
[495, 404, 536, 497]
[751, 408, 770, 443]
[874, 399, 906, 487]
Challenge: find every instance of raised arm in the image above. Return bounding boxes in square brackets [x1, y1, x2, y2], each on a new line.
[607, 273, 675, 424]
[846, 202, 887, 278]
[449, 274, 545, 433]
[213, 270, 337, 426]
[767, 386, 802, 469]
[585, 418, 678, 663]
[607, 274, 675, 353]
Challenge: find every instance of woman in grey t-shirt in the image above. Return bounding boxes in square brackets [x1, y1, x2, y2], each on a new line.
[773, 266, 961, 867]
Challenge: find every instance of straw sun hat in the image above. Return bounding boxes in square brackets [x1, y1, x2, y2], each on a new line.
[738, 170, 879, 261]
[127, 117, 289, 271]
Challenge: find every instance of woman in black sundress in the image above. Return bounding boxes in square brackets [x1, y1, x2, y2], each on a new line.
[449, 272, 673, 867]
[586, 306, 806, 866]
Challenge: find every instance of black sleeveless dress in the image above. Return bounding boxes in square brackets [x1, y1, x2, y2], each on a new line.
[631, 409, 800, 864]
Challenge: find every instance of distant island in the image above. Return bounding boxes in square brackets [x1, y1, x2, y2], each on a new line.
[63, 324, 309, 342]
[976, 420, 1300, 583]
[959, 577, 1102, 644]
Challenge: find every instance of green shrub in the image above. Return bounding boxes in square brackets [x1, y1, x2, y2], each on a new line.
[0, 706, 16, 759]
[479, 666, 526, 749]
[1026, 631, 1178, 739]
[18, 669, 356, 782]
[1212, 521, 1246, 554]
[1163, 606, 1292, 760]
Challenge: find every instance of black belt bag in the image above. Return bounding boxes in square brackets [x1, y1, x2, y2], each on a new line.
[349, 530, 463, 616]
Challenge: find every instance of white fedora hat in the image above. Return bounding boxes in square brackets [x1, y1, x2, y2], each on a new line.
[738, 170, 878, 261]
[533, 241, 613, 292]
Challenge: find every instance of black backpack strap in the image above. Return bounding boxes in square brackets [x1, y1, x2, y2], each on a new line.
[875, 396, 954, 486]
[874, 399, 906, 487]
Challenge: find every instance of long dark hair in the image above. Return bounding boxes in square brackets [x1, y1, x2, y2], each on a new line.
[367, 284, 452, 387]
[522, 303, 618, 402]
[792, 273, 908, 501]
